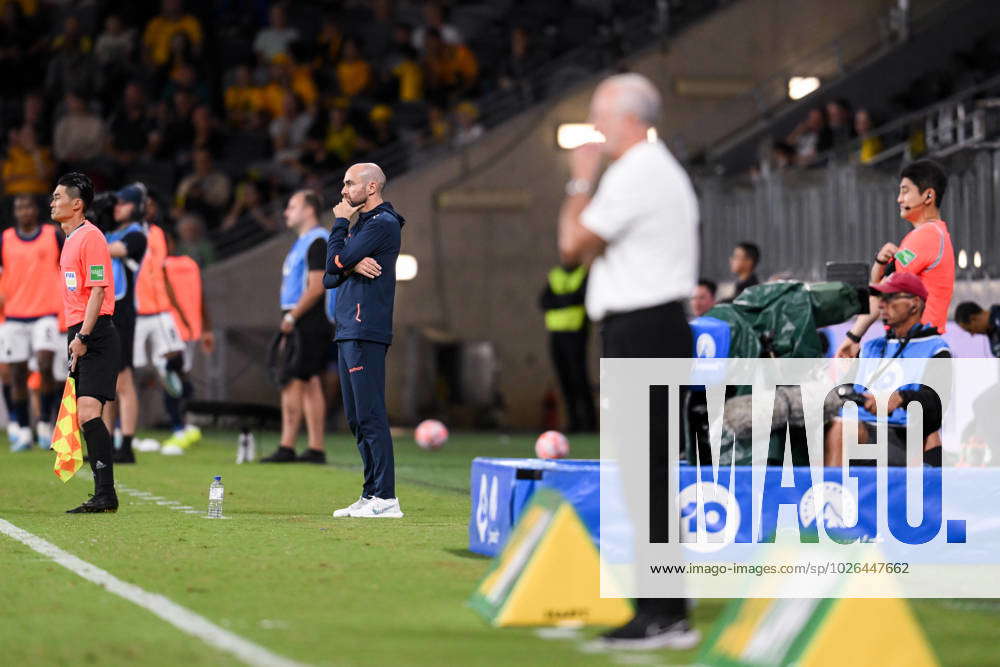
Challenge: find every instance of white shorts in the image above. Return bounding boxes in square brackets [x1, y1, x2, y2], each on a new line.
[183, 340, 197, 373]
[0, 316, 60, 363]
[134, 312, 185, 369]
[53, 336, 69, 382]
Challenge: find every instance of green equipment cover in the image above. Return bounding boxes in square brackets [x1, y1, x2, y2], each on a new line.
[689, 281, 863, 465]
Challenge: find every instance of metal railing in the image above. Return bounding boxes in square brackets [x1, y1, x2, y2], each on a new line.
[706, 0, 966, 164]
[836, 71, 1000, 166]
[697, 149, 1000, 284]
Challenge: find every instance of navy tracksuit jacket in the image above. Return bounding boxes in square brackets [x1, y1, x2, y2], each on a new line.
[324, 202, 404, 499]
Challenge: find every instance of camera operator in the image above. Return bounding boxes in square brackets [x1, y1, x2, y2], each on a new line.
[826, 273, 949, 467]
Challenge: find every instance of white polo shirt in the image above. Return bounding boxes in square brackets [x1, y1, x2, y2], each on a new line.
[580, 140, 699, 321]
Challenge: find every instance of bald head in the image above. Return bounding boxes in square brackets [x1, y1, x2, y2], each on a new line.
[342, 162, 387, 211]
[349, 163, 386, 192]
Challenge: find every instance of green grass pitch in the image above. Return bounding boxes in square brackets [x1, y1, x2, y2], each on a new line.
[1, 429, 996, 666]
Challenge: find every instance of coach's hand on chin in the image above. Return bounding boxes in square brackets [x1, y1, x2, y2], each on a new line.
[333, 199, 362, 219]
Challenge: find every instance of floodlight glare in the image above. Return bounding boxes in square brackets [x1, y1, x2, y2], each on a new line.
[788, 76, 820, 100]
[397, 254, 418, 281]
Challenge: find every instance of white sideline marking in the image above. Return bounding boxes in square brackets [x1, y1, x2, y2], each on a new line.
[117, 483, 206, 516]
[0, 518, 304, 667]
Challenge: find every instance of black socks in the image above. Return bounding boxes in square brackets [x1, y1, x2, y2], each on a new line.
[923, 447, 942, 467]
[11, 399, 27, 427]
[82, 417, 115, 494]
[40, 391, 56, 423]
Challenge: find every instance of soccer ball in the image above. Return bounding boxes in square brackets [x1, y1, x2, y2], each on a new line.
[535, 430, 569, 459]
[415, 419, 448, 450]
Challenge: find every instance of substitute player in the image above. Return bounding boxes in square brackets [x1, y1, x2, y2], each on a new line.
[103, 185, 149, 463]
[52, 172, 120, 513]
[0, 194, 64, 451]
[837, 160, 955, 356]
[163, 231, 214, 440]
[134, 205, 196, 449]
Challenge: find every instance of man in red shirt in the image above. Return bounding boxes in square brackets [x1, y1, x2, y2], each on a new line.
[837, 160, 955, 356]
[51, 172, 121, 513]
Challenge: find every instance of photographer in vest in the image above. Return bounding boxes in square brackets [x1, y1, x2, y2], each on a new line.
[102, 184, 149, 463]
[826, 272, 949, 467]
[261, 190, 332, 464]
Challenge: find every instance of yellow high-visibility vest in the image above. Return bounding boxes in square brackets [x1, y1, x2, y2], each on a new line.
[544, 265, 587, 332]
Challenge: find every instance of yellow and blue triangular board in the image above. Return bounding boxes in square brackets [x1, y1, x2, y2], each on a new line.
[698, 597, 937, 666]
[469, 488, 633, 627]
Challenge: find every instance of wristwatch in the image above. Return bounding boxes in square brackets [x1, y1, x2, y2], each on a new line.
[75, 332, 91, 345]
[283, 313, 296, 326]
[845, 331, 861, 343]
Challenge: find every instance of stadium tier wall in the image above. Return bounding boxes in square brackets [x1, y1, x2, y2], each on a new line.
[194, 0, 925, 429]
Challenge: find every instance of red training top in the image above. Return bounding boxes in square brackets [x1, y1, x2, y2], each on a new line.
[1, 224, 62, 319]
[165, 254, 202, 340]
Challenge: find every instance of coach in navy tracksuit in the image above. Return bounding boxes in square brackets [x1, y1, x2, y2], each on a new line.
[324, 163, 406, 519]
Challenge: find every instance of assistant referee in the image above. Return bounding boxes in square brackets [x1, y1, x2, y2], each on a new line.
[51, 172, 122, 513]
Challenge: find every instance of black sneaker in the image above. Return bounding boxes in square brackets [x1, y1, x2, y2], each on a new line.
[595, 614, 700, 651]
[296, 448, 327, 464]
[260, 446, 297, 463]
[113, 448, 136, 464]
[66, 492, 119, 514]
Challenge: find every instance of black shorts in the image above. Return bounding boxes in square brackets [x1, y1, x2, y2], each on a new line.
[857, 422, 922, 467]
[112, 307, 136, 370]
[68, 316, 121, 403]
[288, 317, 333, 381]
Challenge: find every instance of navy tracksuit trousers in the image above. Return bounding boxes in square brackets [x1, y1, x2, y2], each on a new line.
[337, 339, 395, 499]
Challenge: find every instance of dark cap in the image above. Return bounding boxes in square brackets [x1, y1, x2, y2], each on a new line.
[114, 184, 145, 207]
[869, 272, 928, 301]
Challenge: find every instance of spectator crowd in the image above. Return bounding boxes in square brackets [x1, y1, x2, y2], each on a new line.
[757, 29, 1000, 177]
[1, 0, 645, 263]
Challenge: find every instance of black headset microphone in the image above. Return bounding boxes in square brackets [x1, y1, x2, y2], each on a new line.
[902, 193, 933, 211]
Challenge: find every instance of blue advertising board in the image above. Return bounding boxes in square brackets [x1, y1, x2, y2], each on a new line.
[469, 459, 992, 557]
[468, 458, 599, 556]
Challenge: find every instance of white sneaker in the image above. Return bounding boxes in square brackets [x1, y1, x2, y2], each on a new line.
[333, 496, 370, 518]
[37, 422, 53, 450]
[350, 497, 403, 518]
[10, 425, 33, 452]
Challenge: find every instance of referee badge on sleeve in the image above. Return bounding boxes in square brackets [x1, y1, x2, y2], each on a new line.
[65, 271, 77, 291]
[89, 265, 104, 281]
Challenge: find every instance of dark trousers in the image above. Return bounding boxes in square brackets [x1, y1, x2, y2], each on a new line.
[601, 300, 693, 359]
[602, 300, 691, 620]
[549, 330, 597, 432]
[337, 339, 395, 499]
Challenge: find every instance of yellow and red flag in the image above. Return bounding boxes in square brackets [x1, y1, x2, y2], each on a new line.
[51, 378, 84, 482]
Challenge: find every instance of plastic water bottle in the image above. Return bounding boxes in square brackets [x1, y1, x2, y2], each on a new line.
[207, 476, 224, 518]
[236, 428, 256, 464]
